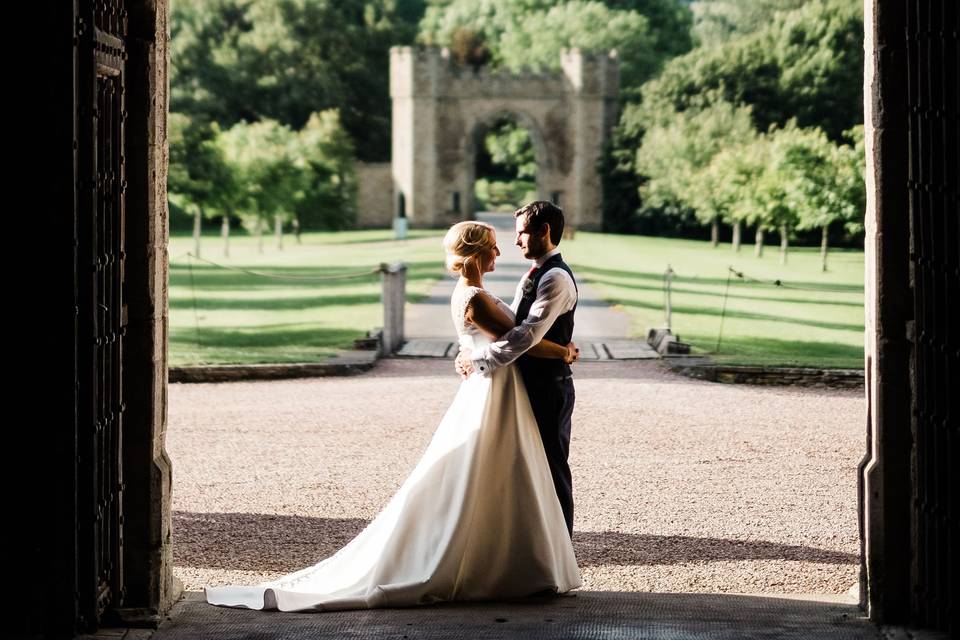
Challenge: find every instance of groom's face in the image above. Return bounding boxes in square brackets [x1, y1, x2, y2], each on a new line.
[515, 216, 548, 260]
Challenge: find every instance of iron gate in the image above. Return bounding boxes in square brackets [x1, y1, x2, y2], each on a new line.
[75, 0, 128, 628]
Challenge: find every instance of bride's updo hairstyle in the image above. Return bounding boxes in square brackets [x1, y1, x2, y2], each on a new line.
[443, 221, 496, 277]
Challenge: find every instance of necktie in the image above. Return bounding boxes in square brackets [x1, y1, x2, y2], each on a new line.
[525, 264, 539, 280]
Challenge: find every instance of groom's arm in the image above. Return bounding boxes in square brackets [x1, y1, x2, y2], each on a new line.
[468, 269, 577, 377]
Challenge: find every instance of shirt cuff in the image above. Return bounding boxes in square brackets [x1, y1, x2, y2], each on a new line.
[470, 348, 492, 377]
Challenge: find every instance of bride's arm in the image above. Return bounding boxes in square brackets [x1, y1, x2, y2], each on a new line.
[466, 293, 573, 361]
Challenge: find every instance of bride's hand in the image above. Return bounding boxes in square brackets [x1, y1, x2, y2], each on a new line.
[456, 346, 475, 378]
[563, 341, 580, 364]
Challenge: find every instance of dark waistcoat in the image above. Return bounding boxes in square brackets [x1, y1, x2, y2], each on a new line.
[515, 253, 578, 380]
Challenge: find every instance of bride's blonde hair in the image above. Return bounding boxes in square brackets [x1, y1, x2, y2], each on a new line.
[443, 221, 497, 277]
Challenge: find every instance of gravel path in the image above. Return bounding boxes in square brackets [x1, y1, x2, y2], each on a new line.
[168, 359, 864, 597]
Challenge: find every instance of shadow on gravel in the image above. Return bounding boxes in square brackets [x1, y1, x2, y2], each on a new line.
[174, 511, 856, 573]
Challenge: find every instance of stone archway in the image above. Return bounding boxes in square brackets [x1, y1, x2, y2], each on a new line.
[389, 46, 619, 230]
[34, 1, 958, 637]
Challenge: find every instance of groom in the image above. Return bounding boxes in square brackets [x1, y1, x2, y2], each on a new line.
[455, 200, 579, 537]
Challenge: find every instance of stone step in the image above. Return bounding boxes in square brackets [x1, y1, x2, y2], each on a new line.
[394, 339, 658, 360]
[395, 339, 454, 358]
[604, 340, 660, 359]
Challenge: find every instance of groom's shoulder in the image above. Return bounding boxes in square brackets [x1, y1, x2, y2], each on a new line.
[540, 265, 578, 295]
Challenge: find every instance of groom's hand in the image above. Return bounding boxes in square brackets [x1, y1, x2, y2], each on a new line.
[455, 347, 475, 379]
[564, 341, 580, 365]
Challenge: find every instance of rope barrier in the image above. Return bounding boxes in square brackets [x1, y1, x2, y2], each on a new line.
[727, 266, 860, 293]
[708, 265, 859, 354]
[171, 251, 381, 282]
[171, 250, 387, 365]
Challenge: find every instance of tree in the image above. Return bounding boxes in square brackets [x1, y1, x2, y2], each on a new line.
[633, 0, 863, 141]
[790, 125, 866, 270]
[418, 0, 690, 94]
[215, 119, 306, 253]
[604, 0, 864, 237]
[483, 120, 536, 180]
[295, 110, 358, 232]
[168, 114, 241, 257]
[698, 131, 765, 252]
[170, 0, 425, 162]
[634, 98, 756, 246]
[689, 0, 807, 48]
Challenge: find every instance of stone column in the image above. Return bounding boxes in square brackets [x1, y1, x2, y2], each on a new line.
[561, 49, 618, 231]
[859, 0, 913, 624]
[119, 0, 177, 623]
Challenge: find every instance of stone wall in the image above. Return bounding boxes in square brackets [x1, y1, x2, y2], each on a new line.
[355, 161, 394, 228]
[668, 361, 865, 389]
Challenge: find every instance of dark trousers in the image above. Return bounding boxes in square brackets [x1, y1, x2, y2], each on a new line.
[523, 373, 575, 537]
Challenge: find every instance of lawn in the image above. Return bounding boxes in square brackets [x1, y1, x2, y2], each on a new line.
[168, 229, 446, 366]
[563, 232, 864, 369]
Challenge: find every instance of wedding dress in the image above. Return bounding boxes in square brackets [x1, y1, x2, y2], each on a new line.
[204, 281, 581, 612]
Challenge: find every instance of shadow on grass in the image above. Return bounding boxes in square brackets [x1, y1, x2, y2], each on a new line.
[611, 298, 863, 333]
[572, 264, 863, 293]
[582, 276, 864, 309]
[684, 335, 864, 369]
[170, 292, 386, 311]
[173, 511, 857, 574]
[170, 326, 363, 361]
[169, 260, 444, 291]
[170, 230, 443, 246]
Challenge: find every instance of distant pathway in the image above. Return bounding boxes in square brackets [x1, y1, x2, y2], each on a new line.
[401, 212, 652, 360]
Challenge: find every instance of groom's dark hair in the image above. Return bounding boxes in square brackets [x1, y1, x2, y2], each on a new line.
[514, 200, 564, 245]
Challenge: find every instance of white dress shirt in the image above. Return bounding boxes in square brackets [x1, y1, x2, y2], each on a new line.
[469, 247, 578, 377]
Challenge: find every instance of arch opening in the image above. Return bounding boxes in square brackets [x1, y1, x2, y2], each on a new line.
[469, 112, 541, 216]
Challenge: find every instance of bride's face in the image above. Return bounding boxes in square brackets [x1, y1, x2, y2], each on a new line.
[482, 232, 501, 273]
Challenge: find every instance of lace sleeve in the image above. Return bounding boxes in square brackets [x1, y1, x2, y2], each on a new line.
[452, 285, 486, 330]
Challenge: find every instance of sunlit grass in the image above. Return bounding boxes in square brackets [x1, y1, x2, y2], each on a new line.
[563, 232, 864, 369]
[168, 228, 446, 366]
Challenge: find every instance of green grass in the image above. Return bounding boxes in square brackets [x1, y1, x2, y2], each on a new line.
[563, 232, 864, 369]
[168, 229, 446, 366]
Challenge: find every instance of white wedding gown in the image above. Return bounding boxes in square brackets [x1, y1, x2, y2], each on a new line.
[204, 282, 581, 612]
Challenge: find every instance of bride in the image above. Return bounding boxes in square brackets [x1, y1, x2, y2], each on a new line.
[204, 220, 582, 612]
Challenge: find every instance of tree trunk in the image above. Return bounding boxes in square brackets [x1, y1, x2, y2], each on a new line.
[221, 214, 230, 258]
[710, 218, 719, 247]
[257, 218, 264, 254]
[755, 227, 764, 257]
[293, 217, 302, 244]
[821, 225, 829, 272]
[275, 214, 283, 250]
[779, 224, 788, 265]
[732, 220, 741, 252]
[193, 207, 202, 259]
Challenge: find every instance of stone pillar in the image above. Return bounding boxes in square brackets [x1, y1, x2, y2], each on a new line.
[119, 0, 177, 623]
[391, 47, 441, 227]
[380, 262, 407, 354]
[561, 49, 619, 231]
[859, 0, 913, 625]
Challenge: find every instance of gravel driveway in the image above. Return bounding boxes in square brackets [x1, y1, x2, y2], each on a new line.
[167, 358, 864, 597]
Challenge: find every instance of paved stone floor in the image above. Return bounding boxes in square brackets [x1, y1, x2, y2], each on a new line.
[151, 590, 882, 640]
